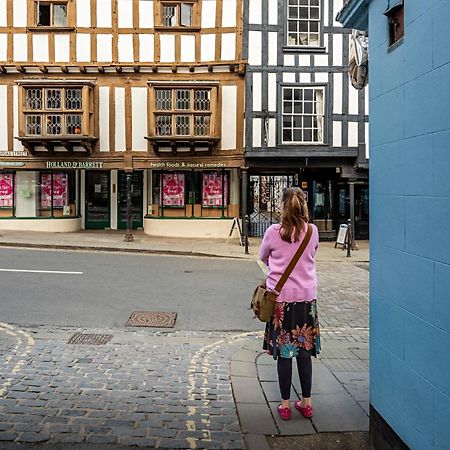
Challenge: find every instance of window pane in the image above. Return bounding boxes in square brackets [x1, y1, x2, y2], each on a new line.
[309, 33, 319, 46]
[288, 7, 298, 19]
[46, 114, 62, 135]
[304, 89, 313, 101]
[293, 129, 302, 142]
[303, 129, 312, 141]
[180, 3, 192, 26]
[310, 7, 320, 20]
[294, 102, 303, 114]
[46, 89, 62, 109]
[310, 21, 319, 32]
[155, 89, 172, 111]
[163, 5, 178, 26]
[66, 114, 82, 134]
[26, 115, 42, 135]
[293, 116, 302, 128]
[283, 102, 292, 114]
[283, 129, 292, 142]
[288, 21, 297, 32]
[299, 33, 308, 45]
[293, 89, 301, 101]
[155, 115, 172, 136]
[25, 89, 43, 110]
[194, 90, 211, 111]
[65, 89, 83, 110]
[37, 3, 51, 26]
[194, 115, 210, 136]
[299, 7, 308, 19]
[304, 116, 313, 128]
[175, 115, 190, 135]
[283, 88, 292, 101]
[175, 90, 190, 110]
[310, 0, 319, 5]
[283, 116, 292, 129]
[304, 102, 313, 114]
[53, 4, 67, 26]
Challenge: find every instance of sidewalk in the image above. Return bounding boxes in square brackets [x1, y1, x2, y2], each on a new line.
[0, 229, 369, 262]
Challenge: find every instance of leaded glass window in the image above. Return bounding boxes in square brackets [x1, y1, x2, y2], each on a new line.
[287, 0, 320, 47]
[162, 2, 193, 27]
[282, 86, 325, 144]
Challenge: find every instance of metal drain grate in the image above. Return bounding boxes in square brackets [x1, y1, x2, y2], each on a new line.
[126, 311, 177, 328]
[68, 333, 113, 345]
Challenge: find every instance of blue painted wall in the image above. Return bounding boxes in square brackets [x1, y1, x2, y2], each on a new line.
[367, 0, 450, 449]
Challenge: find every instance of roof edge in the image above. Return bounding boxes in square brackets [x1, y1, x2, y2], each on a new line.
[336, 0, 370, 31]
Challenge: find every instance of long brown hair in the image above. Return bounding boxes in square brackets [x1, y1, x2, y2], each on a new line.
[279, 187, 309, 243]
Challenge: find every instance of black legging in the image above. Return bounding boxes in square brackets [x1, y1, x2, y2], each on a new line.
[277, 356, 312, 400]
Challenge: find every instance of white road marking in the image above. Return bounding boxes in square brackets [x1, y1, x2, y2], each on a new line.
[0, 268, 83, 275]
[0, 323, 35, 398]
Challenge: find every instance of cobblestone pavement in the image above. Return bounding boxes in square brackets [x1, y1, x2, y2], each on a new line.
[0, 262, 369, 449]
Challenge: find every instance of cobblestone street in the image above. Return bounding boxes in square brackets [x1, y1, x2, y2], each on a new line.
[0, 261, 369, 449]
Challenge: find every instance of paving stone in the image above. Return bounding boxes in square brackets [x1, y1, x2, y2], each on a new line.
[268, 402, 316, 436]
[310, 392, 369, 432]
[85, 434, 118, 444]
[260, 381, 283, 402]
[235, 403, 277, 435]
[243, 434, 272, 450]
[256, 363, 278, 382]
[358, 401, 370, 415]
[0, 432, 18, 441]
[231, 377, 266, 404]
[230, 361, 257, 378]
[120, 437, 156, 447]
[18, 432, 50, 442]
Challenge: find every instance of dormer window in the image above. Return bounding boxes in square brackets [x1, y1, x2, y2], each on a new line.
[36, 1, 68, 27]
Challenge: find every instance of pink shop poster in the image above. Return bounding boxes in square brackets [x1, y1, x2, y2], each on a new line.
[202, 173, 228, 207]
[0, 174, 14, 207]
[41, 173, 68, 208]
[162, 173, 185, 206]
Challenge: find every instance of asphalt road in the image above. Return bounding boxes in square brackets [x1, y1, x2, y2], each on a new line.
[0, 248, 263, 331]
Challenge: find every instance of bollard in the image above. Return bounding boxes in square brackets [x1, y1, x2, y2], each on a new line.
[346, 218, 352, 257]
[244, 215, 249, 255]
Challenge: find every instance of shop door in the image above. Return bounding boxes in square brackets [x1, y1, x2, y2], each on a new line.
[85, 171, 110, 229]
[355, 185, 369, 240]
[117, 171, 143, 229]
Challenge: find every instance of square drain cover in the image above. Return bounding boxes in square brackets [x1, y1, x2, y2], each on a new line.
[126, 311, 177, 328]
[68, 333, 112, 345]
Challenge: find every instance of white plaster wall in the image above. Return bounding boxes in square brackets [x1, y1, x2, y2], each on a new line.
[333, 34, 343, 66]
[110, 170, 117, 230]
[0, 218, 82, 232]
[0, 0, 6, 27]
[118, 34, 134, 62]
[139, 0, 154, 28]
[97, 34, 113, 62]
[13, 86, 21, 151]
[348, 81, 359, 115]
[365, 123, 369, 158]
[0, 85, 7, 150]
[248, 31, 261, 66]
[333, 73, 343, 114]
[249, 0, 262, 24]
[283, 73, 295, 83]
[298, 55, 311, 66]
[221, 33, 235, 60]
[323, 0, 329, 26]
[13, 0, 27, 27]
[0, 34, 6, 61]
[252, 73, 261, 111]
[268, 32, 277, 66]
[54, 35, 70, 62]
[180, 35, 196, 62]
[13, 34, 27, 61]
[222, 0, 236, 27]
[33, 35, 49, 62]
[315, 72, 328, 83]
[314, 55, 328, 66]
[284, 55, 295, 66]
[300, 73, 311, 83]
[268, 0, 278, 25]
[333, 121, 342, 147]
[348, 122, 359, 147]
[201, 0, 216, 28]
[97, 0, 112, 27]
[139, 34, 154, 62]
[365, 86, 369, 116]
[333, 0, 344, 26]
[159, 35, 175, 62]
[252, 118, 261, 147]
[118, 0, 133, 28]
[99, 87, 110, 152]
[77, 0, 91, 27]
[268, 118, 276, 147]
[201, 34, 215, 61]
[221, 86, 237, 150]
[144, 218, 237, 238]
[115, 88, 126, 151]
[132, 87, 148, 151]
[268, 73, 277, 111]
[76, 34, 91, 62]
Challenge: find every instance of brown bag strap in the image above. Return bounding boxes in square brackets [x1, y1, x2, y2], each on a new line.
[272, 224, 313, 296]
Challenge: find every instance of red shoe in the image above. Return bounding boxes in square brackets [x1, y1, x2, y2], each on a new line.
[294, 400, 314, 418]
[277, 405, 291, 420]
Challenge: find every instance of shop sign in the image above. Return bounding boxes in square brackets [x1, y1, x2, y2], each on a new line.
[150, 161, 226, 169]
[46, 161, 104, 169]
[0, 161, 25, 167]
[0, 151, 28, 157]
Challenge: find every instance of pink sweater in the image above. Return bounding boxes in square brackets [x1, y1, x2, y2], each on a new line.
[259, 223, 319, 302]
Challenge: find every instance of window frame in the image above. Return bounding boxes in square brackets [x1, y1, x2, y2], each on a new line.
[284, 0, 324, 50]
[279, 83, 328, 146]
[155, 0, 200, 30]
[29, 0, 73, 30]
[384, 1, 404, 49]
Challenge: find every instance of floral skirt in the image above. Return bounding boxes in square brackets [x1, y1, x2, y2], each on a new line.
[263, 300, 321, 360]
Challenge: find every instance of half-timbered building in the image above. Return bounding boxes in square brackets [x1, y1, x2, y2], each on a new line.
[0, 0, 245, 237]
[243, 0, 369, 239]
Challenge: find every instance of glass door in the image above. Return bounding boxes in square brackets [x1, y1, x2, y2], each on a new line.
[117, 171, 143, 229]
[85, 171, 110, 229]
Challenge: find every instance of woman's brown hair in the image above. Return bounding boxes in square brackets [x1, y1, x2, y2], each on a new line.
[279, 187, 309, 243]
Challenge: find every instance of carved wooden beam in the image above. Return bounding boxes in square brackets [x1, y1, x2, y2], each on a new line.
[60, 65, 69, 73]
[79, 65, 87, 73]
[116, 66, 123, 73]
[133, 66, 140, 73]
[16, 65, 26, 73]
[39, 65, 48, 73]
[98, 66, 105, 73]
[0, 66, 6, 73]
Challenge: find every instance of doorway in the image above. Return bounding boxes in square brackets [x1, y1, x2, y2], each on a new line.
[85, 171, 110, 229]
[117, 171, 143, 230]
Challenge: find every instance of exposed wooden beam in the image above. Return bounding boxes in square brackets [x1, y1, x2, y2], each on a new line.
[16, 65, 26, 73]
[0, 66, 6, 73]
[39, 65, 48, 74]
[60, 65, 69, 73]
[116, 66, 123, 73]
[133, 66, 140, 73]
[98, 66, 105, 73]
[79, 65, 87, 73]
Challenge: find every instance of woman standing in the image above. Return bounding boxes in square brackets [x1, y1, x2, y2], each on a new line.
[259, 187, 320, 420]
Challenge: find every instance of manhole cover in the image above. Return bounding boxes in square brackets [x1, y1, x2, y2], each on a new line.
[126, 311, 177, 328]
[68, 333, 112, 345]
